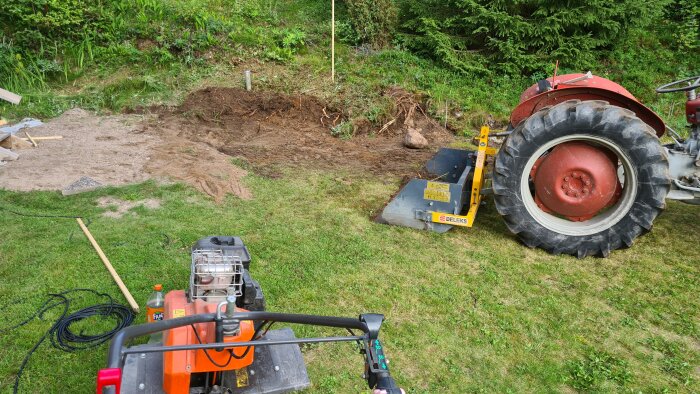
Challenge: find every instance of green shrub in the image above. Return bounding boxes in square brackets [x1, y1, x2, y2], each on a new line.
[344, 0, 397, 48]
[1, 0, 104, 48]
[0, 0, 261, 89]
[397, 0, 676, 75]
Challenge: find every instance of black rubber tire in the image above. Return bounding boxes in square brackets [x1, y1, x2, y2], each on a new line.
[493, 100, 671, 258]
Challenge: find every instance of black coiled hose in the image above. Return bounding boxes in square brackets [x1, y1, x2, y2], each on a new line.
[0, 289, 135, 393]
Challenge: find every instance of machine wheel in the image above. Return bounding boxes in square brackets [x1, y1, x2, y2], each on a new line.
[493, 100, 670, 257]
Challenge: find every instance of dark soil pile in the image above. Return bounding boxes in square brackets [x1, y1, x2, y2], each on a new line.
[146, 87, 454, 177]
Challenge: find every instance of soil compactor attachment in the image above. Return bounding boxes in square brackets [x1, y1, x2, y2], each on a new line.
[97, 236, 402, 394]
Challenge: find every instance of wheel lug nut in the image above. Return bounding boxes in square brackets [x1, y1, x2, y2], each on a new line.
[572, 172, 579, 177]
[564, 176, 570, 182]
[585, 180, 591, 186]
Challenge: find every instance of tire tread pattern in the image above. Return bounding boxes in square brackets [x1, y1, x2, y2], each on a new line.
[492, 100, 671, 258]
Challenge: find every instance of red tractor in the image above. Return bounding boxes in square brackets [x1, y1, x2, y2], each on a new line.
[379, 74, 700, 257]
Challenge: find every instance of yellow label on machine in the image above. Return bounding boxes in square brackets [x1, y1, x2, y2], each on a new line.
[172, 309, 186, 318]
[236, 368, 249, 387]
[431, 212, 470, 227]
[424, 189, 451, 202]
[426, 181, 450, 191]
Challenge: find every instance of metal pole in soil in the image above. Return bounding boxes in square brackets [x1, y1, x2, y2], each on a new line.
[245, 70, 252, 91]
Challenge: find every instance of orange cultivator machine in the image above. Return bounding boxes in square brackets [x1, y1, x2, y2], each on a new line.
[97, 237, 403, 394]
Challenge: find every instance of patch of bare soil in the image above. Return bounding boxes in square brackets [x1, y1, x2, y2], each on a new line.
[1, 87, 454, 203]
[97, 196, 161, 218]
[0, 108, 156, 191]
[144, 87, 454, 177]
[0, 108, 252, 201]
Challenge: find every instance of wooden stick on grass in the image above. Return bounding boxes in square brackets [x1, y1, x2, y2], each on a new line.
[24, 131, 37, 147]
[76, 218, 140, 313]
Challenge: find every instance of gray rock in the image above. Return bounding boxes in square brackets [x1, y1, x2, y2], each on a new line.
[0, 146, 19, 161]
[403, 127, 429, 149]
[62, 176, 104, 196]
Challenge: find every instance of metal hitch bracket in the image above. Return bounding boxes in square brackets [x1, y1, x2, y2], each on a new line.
[376, 125, 494, 232]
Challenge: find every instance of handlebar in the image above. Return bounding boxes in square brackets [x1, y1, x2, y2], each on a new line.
[98, 311, 402, 393]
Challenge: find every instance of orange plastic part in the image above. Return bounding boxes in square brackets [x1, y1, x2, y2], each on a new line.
[162, 290, 255, 394]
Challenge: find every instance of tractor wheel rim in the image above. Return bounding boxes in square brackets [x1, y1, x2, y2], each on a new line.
[520, 134, 637, 236]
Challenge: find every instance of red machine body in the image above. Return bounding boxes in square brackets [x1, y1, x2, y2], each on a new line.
[512, 73, 666, 136]
[686, 97, 700, 125]
[163, 290, 255, 394]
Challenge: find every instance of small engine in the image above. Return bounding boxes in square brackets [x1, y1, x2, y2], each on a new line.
[190, 250, 243, 303]
[189, 236, 265, 310]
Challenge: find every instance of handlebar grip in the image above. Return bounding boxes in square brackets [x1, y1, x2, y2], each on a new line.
[375, 373, 402, 393]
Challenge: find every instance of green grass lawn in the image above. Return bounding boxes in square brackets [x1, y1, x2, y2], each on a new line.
[1, 168, 698, 393]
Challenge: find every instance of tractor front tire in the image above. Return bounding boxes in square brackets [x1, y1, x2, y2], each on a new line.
[493, 100, 671, 258]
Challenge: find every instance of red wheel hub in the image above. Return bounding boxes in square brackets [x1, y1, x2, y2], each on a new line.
[531, 142, 622, 221]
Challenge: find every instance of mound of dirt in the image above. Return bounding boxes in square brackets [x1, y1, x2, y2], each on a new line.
[146, 140, 251, 202]
[144, 87, 454, 177]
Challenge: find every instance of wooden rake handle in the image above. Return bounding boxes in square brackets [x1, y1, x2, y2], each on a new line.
[76, 218, 140, 313]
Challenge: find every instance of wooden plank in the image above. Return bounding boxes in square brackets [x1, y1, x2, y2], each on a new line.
[0, 88, 22, 105]
[24, 131, 37, 147]
[76, 218, 140, 313]
[20, 136, 63, 141]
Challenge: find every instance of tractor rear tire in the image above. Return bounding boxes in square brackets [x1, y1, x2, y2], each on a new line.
[492, 100, 670, 257]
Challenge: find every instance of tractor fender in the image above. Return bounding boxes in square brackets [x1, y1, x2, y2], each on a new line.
[511, 73, 665, 137]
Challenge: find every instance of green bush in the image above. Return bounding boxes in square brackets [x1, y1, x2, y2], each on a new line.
[0, 0, 266, 89]
[397, 0, 676, 75]
[344, 0, 397, 48]
[1, 0, 104, 48]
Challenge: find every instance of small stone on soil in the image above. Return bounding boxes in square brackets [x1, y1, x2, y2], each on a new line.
[62, 176, 104, 196]
[403, 127, 429, 149]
